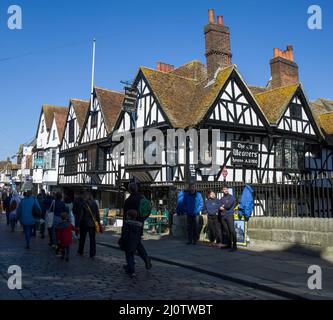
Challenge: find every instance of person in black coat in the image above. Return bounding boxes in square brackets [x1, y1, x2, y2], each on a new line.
[118, 210, 152, 278]
[77, 192, 101, 258]
[123, 183, 143, 222]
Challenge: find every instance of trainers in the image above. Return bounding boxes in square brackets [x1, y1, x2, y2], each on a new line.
[129, 273, 136, 278]
[145, 257, 152, 270]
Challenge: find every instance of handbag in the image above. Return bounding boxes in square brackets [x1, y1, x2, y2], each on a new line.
[86, 203, 100, 233]
[45, 200, 55, 228]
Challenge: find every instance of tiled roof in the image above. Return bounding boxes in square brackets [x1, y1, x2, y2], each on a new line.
[171, 60, 207, 82]
[95, 87, 125, 133]
[313, 98, 333, 111]
[70, 99, 89, 130]
[42, 105, 68, 130]
[318, 111, 333, 136]
[140, 64, 234, 128]
[53, 109, 68, 142]
[254, 84, 300, 124]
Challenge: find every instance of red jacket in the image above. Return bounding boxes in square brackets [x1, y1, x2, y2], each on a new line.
[56, 221, 74, 247]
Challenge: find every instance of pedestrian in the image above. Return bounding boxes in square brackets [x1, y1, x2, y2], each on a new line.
[16, 190, 42, 249]
[64, 195, 76, 240]
[77, 192, 102, 258]
[3, 190, 12, 226]
[37, 190, 47, 239]
[9, 191, 21, 232]
[220, 185, 237, 252]
[118, 209, 152, 278]
[203, 191, 222, 246]
[182, 183, 203, 245]
[73, 191, 84, 239]
[123, 182, 143, 221]
[51, 192, 68, 252]
[55, 211, 74, 262]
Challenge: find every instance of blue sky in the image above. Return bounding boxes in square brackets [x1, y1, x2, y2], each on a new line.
[0, 0, 332, 160]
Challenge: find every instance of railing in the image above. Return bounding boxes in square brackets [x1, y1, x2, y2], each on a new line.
[177, 173, 333, 218]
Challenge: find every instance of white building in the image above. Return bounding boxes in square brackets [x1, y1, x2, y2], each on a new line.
[33, 105, 67, 193]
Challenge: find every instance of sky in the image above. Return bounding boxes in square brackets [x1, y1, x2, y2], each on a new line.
[0, 0, 332, 160]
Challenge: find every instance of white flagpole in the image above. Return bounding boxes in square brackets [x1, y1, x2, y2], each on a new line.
[90, 38, 96, 106]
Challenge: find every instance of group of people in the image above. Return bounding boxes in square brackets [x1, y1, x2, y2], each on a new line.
[0, 188, 102, 262]
[1, 181, 242, 279]
[179, 183, 238, 252]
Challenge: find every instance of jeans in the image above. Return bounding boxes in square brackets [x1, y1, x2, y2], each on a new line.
[125, 242, 148, 274]
[6, 212, 10, 226]
[186, 215, 199, 244]
[78, 227, 96, 257]
[10, 218, 16, 232]
[23, 225, 33, 247]
[207, 215, 222, 243]
[221, 214, 237, 249]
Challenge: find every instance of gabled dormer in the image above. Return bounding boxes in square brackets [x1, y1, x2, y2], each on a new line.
[60, 99, 89, 151]
[80, 87, 124, 144]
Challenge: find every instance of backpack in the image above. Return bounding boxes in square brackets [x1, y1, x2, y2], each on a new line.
[138, 197, 151, 221]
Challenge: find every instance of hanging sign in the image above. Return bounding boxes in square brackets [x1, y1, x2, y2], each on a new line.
[122, 87, 138, 113]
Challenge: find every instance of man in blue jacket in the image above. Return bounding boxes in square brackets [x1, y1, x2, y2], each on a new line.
[16, 190, 41, 249]
[183, 183, 203, 245]
[220, 185, 237, 251]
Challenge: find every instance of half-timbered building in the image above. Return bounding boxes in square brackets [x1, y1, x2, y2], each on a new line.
[58, 88, 124, 207]
[109, 10, 333, 217]
[58, 9, 333, 218]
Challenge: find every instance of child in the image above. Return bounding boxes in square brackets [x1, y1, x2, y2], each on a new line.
[55, 212, 74, 262]
[118, 209, 152, 278]
[9, 192, 21, 232]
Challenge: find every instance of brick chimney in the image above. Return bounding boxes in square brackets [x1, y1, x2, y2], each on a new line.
[205, 9, 232, 80]
[157, 61, 175, 73]
[270, 45, 299, 88]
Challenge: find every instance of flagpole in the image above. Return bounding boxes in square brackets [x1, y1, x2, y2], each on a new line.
[90, 38, 96, 106]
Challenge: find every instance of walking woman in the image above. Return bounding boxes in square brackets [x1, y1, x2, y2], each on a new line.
[77, 192, 102, 258]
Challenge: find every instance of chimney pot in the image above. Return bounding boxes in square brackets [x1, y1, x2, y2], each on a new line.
[157, 61, 162, 71]
[208, 9, 215, 24]
[217, 15, 223, 25]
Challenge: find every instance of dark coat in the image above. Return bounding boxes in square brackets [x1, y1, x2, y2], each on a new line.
[73, 196, 84, 228]
[123, 192, 143, 220]
[79, 200, 100, 228]
[118, 220, 144, 252]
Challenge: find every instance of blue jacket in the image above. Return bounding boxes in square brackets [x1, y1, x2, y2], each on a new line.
[16, 196, 41, 226]
[203, 198, 222, 216]
[176, 191, 186, 215]
[183, 191, 204, 216]
[238, 185, 254, 219]
[221, 194, 235, 217]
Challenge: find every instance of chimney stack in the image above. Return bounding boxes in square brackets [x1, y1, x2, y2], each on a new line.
[270, 45, 299, 88]
[205, 9, 232, 80]
[156, 61, 175, 73]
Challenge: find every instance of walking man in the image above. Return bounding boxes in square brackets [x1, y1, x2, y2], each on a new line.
[16, 190, 41, 249]
[183, 183, 203, 245]
[220, 185, 237, 252]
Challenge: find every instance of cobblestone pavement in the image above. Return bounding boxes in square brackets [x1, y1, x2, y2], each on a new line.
[0, 215, 282, 300]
